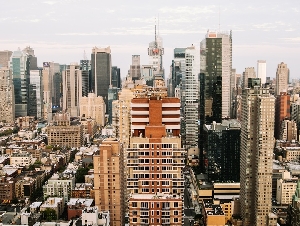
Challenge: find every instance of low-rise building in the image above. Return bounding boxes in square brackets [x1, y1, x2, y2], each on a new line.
[276, 171, 298, 205]
[67, 198, 94, 220]
[0, 176, 15, 202]
[81, 207, 110, 226]
[10, 151, 33, 167]
[71, 183, 93, 199]
[43, 173, 75, 203]
[203, 199, 226, 226]
[40, 197, 65, 220]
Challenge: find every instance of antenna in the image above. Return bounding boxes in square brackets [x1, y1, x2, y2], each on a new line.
[158, 13, 160, 37]
[154, 18, 157, 48]
[83, 50, 87, 60]
[218, 4, 220, 31]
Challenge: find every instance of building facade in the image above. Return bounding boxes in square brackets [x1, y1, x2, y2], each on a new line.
[91, 46, 111, 109]
[275, 62, 289, 96]
[240, 83, 276, 226]
[93, 138, 125, 226]
[200, 30, 232, 124]
[0, 68, 14, 122]
[275, 92, 290, 139]
[62, 63, 82, 117]
[257, 60, 266, 85]
[80, 93, 106, 127]
[203, 119, 241, 182]
[127, 97, 184, 225]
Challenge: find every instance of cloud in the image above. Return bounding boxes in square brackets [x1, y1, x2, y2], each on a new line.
[43, 1, 57, 5]
[56, 32, 101, 36]
[280, 37, 300, 43]
[30, 19, 40, 23]
[159, 6, 216, 15]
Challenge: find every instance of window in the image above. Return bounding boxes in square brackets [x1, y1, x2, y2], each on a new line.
[133, 218, 137, 222]
[132, 202, 137, 207]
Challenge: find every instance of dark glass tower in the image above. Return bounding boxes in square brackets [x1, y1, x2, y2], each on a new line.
[111, 66, 121, 88]
[203, 119, 241, 182]
[91, 47, 111, 110]
[80, 60, 91, 97]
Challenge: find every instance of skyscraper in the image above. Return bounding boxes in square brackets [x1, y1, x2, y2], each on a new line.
[182, 45, 200, 148]
[10, 49, 29, 117]
[91, 46, 111, 109]
[128, 55, 141, 81]
[203, 119, 241, 182]
[200, 30, 232, 124]
[240, 80, 276, 226]
[275, 92, 290, 139]
[148, 26, 164, 78]
[169, 48, 185, 97]
[93, 138, 125, 226]
[242, 67, 256, 89]
[28, 69, 42, 118]
[257, 60, 266, 85]
[111, 66, 121, 88]
[275, 62, 289, 96]
[127, 96, 184, 225]
[0, 50, 12, 68]
[62, 63, 82, 117]
[23, 46, 38, 70]
[0, 68, 14, 123]
[80, 60, 90, 97]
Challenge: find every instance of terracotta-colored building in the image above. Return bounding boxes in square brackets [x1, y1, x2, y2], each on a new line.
[275, 92, 290, 139]
[128, 96, 185, 225]
[67, 198, 94, 220]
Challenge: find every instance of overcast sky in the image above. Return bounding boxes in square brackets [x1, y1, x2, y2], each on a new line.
[0, 0, 299, 79]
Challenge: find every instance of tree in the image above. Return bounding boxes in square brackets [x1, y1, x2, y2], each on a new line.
[41, 208, 57, 221]
[75, 167, 89, 183]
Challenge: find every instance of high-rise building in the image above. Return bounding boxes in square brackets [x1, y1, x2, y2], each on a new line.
[62, 63, 82, 117]
[203, 119, 241, 182]
[80, 93, 106, 127]
[112, 88, 134, 149]
[148, 26, 164, 77]
[28, 69, 42, 118]
[42, 62, 61, 120]
[240, 81, 276, 226]
[127, 96, 184, 225]
[169, 48, 185, 97]
[91, 46, 111, 109]
[276, 62, 289, 96]
[140, 65, 154, 86]
[93, 138, 125, 226]
[242, 67, 256, 89]
[80, 60, 90, 97]
[275, 92, 290, 139]
[107, 87, 120, 125]
[23, 46, 38, 70]
[280, 120, 297, 141]
[0, 68, 14, 123]
[257, 60, 266, 85]
[0, 50, 12, 68]
[10, 49, 29, 117]
[200, 30, 232, 124]
[111, 66, 121, 88]
[181, 46, 200, 149]
[128, 55, 141, 81]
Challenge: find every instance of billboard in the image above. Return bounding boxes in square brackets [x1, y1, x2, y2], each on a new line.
[43, 62, 50, 67]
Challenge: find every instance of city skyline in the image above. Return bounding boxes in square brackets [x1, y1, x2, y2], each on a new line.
[0, 0, 299, 80]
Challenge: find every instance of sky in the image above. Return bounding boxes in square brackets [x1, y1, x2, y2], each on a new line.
[0, 0, 299, 80]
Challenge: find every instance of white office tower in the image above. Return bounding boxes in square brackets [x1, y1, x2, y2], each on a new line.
[183, 45, 200, 148]
[240, 84, 277, 226]
[148, 25, 164, 77]
[62, 63, 82, 117]
[0, 68, 14, 123]
[257, 60, 266, 85]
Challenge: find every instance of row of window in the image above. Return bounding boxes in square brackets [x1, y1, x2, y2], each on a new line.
[132, 143, 179, 149]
